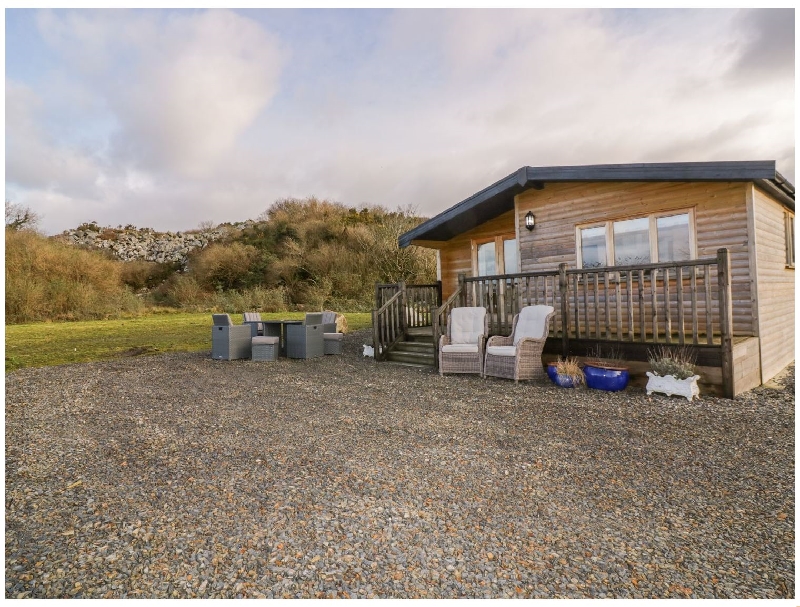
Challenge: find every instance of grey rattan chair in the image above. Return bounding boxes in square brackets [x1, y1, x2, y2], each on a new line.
[243, 312, 264, 337]
[439, 307, 488, 377]
[211, 314, 252, 360]
[483, 305, 554, 383]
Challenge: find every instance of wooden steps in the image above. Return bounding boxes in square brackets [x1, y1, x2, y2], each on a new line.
[384, 326, 436, 367]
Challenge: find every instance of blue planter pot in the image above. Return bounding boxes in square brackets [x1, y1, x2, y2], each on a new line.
[584, 364, 629, 392]
[547, 364, 579, 388]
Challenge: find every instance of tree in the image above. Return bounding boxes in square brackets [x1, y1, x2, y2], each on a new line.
[5, 201, 41, 231]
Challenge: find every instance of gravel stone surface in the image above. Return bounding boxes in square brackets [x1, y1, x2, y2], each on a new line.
[5, 329, 794, 598]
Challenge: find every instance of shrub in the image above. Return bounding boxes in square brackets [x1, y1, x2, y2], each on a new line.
[120, 260, 179, 291]
[5, 229, 142, 323]
[648, 346, 697, 380]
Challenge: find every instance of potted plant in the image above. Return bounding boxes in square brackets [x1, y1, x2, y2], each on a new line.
[547, 356, 585, 388]
[583, 345, 629, 392]
[646, 346, 700, 401]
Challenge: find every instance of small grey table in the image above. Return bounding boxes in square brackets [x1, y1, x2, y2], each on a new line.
[262, 320, 303, 357]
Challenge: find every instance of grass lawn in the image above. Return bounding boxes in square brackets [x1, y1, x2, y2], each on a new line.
[5, 312, 372, 371]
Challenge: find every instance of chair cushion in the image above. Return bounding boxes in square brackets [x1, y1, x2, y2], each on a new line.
[212, 314, 233, 326]
[252, 336, 279, 345]
[323, 332, 343, 341]
[513, 305, 554, 345]
[441, 343, 479, 354]
[486, 345, 517, 357]
[450, 307, 487, 345]
[243, 312, 262, 322]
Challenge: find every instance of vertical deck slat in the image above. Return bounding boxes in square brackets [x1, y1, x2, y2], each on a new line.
[705, 264, 713, 345]
[615, 276, 622, 340]
[593, 273, 600, 339]
[690, 266, 698, 345]
[676, 266, 685, 345]
[583, 272, 590, 339]
[572, 274, 580, 338]
[604, 273, 611, 339]
[638, 270, 646, 343]
[664, 268, 672, 344]
[651, 269, 659, 343]
[626, 271, 634, 341]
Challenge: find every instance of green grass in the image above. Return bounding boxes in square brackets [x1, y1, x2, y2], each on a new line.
[5, 312, 373, 371]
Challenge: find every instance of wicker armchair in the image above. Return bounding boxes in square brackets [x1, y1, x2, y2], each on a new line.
[484, 305, 555, 383]
[439, 307, 489, 377]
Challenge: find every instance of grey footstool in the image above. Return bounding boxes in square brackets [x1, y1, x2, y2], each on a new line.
[323, 332, 343, 355]
[251, 336, 280, 361]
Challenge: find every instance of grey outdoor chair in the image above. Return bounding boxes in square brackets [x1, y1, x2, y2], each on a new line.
[243, 312, 265, 337]
[483, 305, 555, 383]
[439, 307, 488, 376]
[211, 314, 252, 360]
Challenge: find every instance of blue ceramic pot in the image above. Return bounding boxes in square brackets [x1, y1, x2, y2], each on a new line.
[547, 364, 579, 388]
[584, 364, 629, 392]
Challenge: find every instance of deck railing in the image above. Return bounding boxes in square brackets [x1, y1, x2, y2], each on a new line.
[430, 285, 463, 368]
[461, 249, 731, 348]
[373, 281, 442, 360]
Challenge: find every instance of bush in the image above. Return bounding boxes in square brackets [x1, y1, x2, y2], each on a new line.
[189, 242, 261, 291]
[120, 260, 179, 291]
[648, 346, 697, 380]
[5, 229, 142, 323]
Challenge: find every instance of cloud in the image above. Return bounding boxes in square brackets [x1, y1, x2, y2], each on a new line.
[37, 9, 285, 175]
[6, 9, 794, 235]
[729, 8, 795, 81]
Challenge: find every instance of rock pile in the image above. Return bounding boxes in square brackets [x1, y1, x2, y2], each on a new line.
[61, 222, 243, 264]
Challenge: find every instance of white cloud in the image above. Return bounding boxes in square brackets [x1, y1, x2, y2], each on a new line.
[6, 8, 794, 235]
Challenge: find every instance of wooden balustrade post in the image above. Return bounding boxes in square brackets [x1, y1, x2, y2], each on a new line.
[717, 248, 734, 398]
[431, 304, 440, 370]
[371, 308, 381, 361]
[436, 281, 443, 307]
[559, 263, 569, 357]
[457, 273, 467, 307]
[398, 281, 407, 336]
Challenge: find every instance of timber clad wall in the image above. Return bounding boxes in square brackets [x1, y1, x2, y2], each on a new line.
[515, 182, 755, 336]
[753, 187, 795, 382]
[438, 210, 516, 299]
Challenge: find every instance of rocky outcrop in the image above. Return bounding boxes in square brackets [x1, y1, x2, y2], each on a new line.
[61, 222, 247, 264]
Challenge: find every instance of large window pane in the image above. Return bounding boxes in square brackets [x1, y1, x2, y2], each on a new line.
[580, 227, 606, 268]
[614, 218, 651, 265]
[657, 214, 691, 262]
[477, 241, 496, 276]
[503, 239, 518, 273]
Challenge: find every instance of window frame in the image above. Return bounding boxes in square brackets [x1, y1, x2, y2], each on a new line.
[472, 234, 518, 276]
[576, 208, 696, 269]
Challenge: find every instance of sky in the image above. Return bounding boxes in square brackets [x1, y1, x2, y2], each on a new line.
[4, 8, 796, 235]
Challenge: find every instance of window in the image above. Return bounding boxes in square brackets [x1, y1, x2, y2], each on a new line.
[578, 210, 694, 269]
[473, 236, 518, 276]
[786, 213, 795, 268]
[503, 238, 518, 274]
[477, 241, 496, 276]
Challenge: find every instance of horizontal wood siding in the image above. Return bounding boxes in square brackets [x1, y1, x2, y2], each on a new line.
[753, 187, 795, 381]
[436, 210, 516, 300]
[516, 181, 754, 336]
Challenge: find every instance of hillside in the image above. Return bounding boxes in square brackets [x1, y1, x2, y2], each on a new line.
[6, 198, 436, 323]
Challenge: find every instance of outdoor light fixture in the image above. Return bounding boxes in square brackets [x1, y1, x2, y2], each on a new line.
[525, 211, 535, 231]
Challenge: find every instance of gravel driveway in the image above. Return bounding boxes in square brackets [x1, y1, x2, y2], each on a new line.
[5, 329, 794, 598]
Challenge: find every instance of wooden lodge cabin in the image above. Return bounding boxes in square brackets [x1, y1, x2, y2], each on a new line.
[373, 161, 795, 398]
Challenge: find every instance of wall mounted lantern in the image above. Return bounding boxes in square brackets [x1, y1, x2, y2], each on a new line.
[525, 211, 535, 231]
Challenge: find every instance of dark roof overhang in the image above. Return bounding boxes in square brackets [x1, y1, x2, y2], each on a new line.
[399, 161, 795, 248]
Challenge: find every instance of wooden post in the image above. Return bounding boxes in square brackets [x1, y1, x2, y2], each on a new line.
[436, 280, 443, 307]
[398, 281, 407, 336]
[457, 273, 467, 307]
[371, 309, 381, 361]
[431, 304, 440, 370]
[717, 248, 734, 398]
[559, 263, 569, 357]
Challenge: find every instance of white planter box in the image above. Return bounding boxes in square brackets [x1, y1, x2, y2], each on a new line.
[646, 373, 700, 401]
